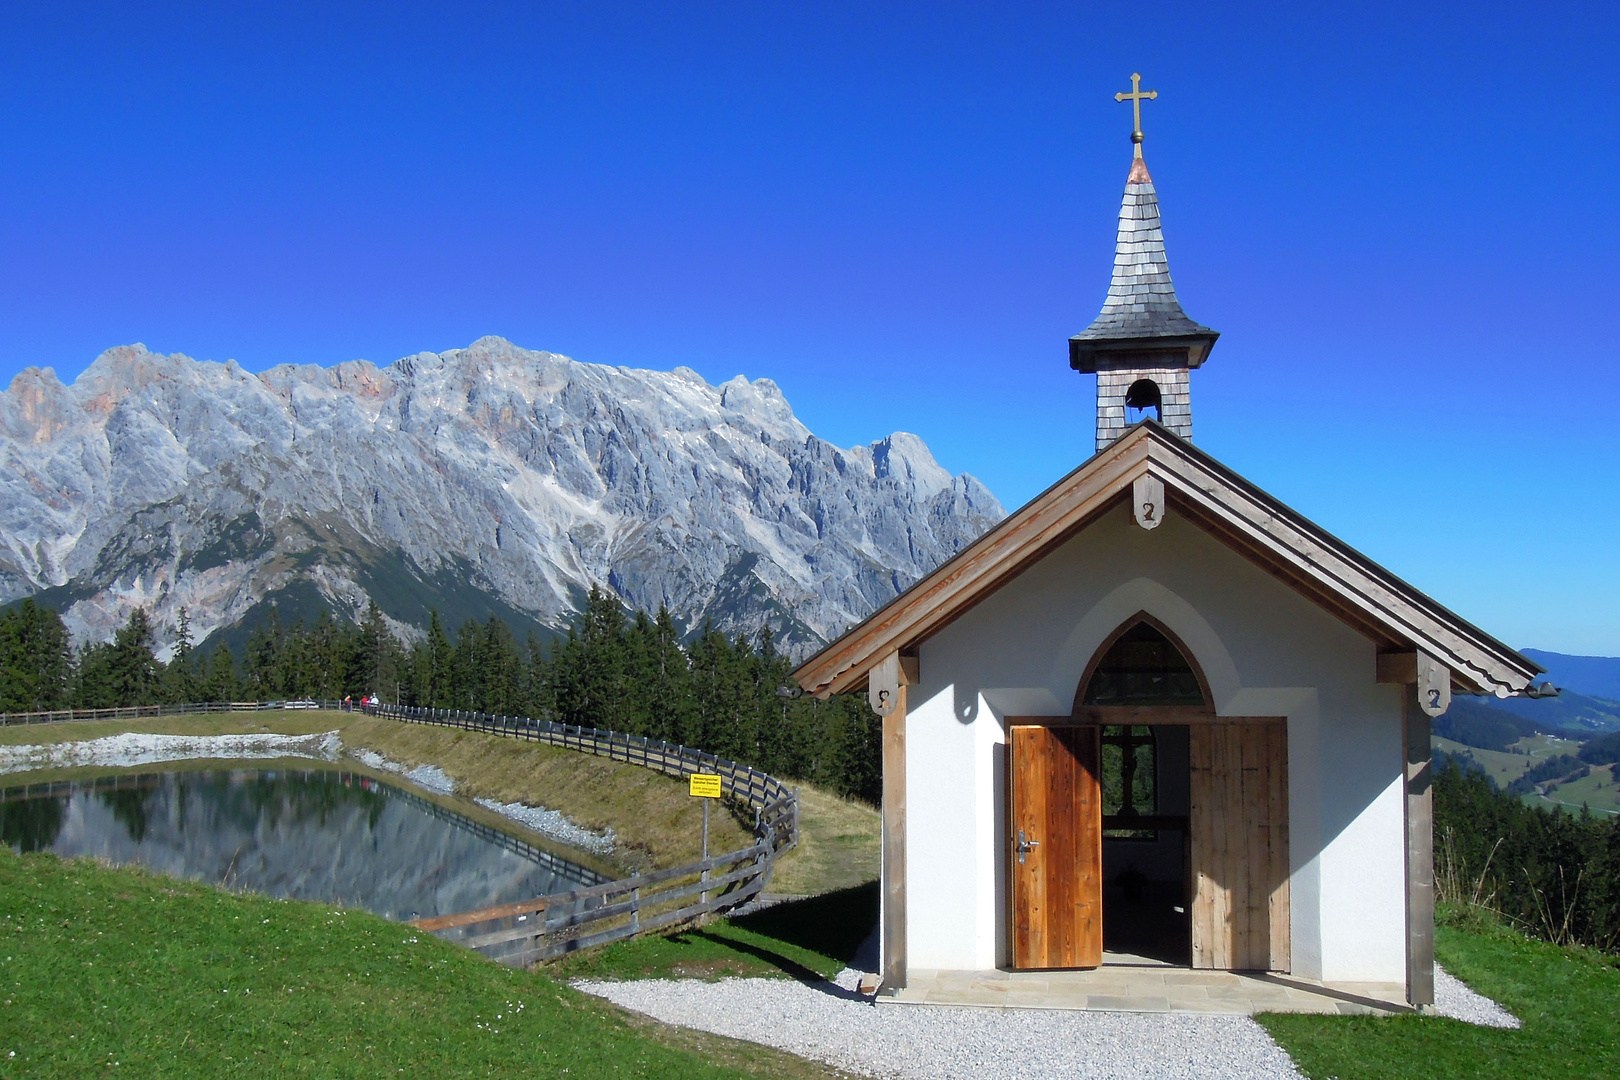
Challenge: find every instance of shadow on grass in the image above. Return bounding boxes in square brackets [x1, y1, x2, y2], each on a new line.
[679, 929, 867, 999]
[548, 880, 879, 984]
[730, 881, 879, 965]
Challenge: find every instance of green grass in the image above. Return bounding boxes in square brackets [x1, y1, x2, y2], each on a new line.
[1260, 906, 1620, 1080]
[550, 883, 878, 983]
[0, 848, 853, 1079]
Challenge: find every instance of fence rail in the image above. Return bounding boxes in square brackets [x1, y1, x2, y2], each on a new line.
[0, 700, 352, 726]
[368, 702, 798, 965]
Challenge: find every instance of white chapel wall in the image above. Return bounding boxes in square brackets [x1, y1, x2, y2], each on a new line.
[903, 501, 1409, 983]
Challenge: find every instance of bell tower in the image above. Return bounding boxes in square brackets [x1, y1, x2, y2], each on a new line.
[1070, 74, 1218, 451]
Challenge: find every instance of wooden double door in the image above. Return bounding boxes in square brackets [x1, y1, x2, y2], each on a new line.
[1009, 720, 1289, 971]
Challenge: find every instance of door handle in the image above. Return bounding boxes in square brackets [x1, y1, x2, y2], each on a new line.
[1016, 829, 1040, 865]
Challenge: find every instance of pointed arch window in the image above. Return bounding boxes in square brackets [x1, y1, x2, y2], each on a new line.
[1081, 621, 1205, 707]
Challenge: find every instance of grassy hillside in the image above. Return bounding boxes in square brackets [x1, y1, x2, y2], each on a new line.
[1432, 733, 1581, 789]
[0, 848, 850, 1080]
[1533, 761, 1620, 817]
[1434, 734, 1620, 817]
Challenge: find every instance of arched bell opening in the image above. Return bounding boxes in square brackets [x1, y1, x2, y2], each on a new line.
[1124, 378, 1163, 425]
[1074, 614, 1210, 965]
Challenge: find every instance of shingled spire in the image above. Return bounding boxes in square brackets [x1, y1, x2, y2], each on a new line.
[1071, 75, 1217, 451]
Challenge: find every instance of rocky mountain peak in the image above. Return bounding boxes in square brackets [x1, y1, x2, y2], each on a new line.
[0, 338, 1004, 659]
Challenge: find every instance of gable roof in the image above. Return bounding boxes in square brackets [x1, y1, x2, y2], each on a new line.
[791, 422, 1542, 699]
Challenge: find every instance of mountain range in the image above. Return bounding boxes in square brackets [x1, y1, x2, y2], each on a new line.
[0, 337, 1004, 659]
[1476, 649, 1620, 735]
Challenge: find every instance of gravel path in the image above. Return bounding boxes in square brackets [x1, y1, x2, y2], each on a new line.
[581, 968, 1302, 1080]
[578, 930, 1304, 1080]
[580, 933, 1523, 1078]
[1433, 964, 1520, 1028]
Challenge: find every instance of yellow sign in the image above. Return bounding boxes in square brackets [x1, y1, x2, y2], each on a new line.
[688, 774, 723, 799]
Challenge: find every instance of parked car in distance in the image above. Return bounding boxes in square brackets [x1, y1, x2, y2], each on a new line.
[283, 699, 317, 710]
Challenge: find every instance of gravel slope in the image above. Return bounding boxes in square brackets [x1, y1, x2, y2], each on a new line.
[1433, 964, 1520, 1028]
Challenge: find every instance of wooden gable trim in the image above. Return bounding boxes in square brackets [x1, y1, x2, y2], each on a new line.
[800, 436, 1149, 696]
[792, 424, 1540, 699]
[1145, 442, 1537, 694]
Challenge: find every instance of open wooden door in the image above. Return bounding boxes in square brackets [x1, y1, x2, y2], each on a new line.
[1189, 720, 1289, 971]
[1010, 724, 1103, 969]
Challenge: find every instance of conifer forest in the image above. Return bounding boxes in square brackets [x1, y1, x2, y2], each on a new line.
[0, 588, 882, 804]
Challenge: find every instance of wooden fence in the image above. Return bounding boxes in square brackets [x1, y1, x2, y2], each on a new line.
[368, 702, 799, 965]
[0, 700, 350, 725]
[0, 695, 799, 965]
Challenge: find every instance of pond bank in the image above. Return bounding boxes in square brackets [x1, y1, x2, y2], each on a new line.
[0, 710, 880, 892]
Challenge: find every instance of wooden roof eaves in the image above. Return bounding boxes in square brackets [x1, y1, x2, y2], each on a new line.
[792, 421, 1542, 699]
[793, 434, 1152, 696]
[1144, 439, 1542, 694]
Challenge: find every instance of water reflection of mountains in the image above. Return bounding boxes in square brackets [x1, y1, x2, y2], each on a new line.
[0, 769, 607, 921]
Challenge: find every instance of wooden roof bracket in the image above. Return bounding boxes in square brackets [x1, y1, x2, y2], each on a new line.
[1377, 650, 1452, 718]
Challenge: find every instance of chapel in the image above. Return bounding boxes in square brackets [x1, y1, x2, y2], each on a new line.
[790, 76, 1547, 1010]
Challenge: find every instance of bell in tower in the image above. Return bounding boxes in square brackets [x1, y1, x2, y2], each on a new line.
[1070, 74, 1218, 452]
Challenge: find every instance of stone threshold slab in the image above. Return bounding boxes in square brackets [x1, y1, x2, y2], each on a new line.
[880, 967, 1412, 1017]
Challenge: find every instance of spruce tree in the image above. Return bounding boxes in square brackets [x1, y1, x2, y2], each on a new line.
[422, 611, 454, 708]
[478, 615, 520, 716]
[571, 585, 628, 731]
[0, 599, 73, 712]
[243, 608, 285, 699]
[160, 606, 198, 704]
[453, 618, 482, 709]
[106, 608, 160, 706]
[356, 599, 402, 702]
[74, 640, 115, 708]
[200, 643, 239, 702]
[646, 605, 695, 743]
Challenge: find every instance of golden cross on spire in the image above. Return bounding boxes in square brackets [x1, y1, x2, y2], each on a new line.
[1115, 72, 1157, 158]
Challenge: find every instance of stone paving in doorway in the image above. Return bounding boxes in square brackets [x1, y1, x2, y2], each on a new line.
[887, 952, 1410, 1016]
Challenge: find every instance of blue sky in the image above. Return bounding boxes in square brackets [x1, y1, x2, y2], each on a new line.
[1, 3, 1616, 655]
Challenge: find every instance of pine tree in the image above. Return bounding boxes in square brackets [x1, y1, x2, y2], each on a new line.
[356, 599, 402, 702]
[106, 608, 160, 705]
[478, 615, 520, 715]
[243, 608, 285, 698]
[199, 643, 240, 702]
[0, 599, 73, 712]
[646, 605, 695, 743]
[160, 606, 198, 704]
